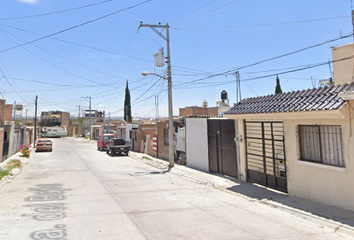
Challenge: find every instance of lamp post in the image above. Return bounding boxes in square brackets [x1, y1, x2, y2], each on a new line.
[141, 71, 174, 167]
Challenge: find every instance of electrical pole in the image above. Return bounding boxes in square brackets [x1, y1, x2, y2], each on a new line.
[236, 71, 241, 104]
[139, 22, 174, 167]
[34, 96, 38, 147]
[13, 101, 16, 122]
[82, 97, 92, 140]
[25, 109, 28, 125]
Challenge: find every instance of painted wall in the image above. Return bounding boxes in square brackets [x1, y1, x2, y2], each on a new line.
[332, 43, 354, 86]
[284, 117, 354, 211]
[186, 118, 209, 172]
[226, 107, 354, 211]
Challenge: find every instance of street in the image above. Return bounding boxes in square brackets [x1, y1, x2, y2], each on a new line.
[0, 137, 352, 240]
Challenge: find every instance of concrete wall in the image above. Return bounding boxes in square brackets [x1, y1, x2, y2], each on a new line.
[186, 118, 209, 172]
[332, 43, 354, 85]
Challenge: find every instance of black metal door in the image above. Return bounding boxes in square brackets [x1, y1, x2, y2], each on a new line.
[245, 121, 287, 192]
[208, 119, 237, 178]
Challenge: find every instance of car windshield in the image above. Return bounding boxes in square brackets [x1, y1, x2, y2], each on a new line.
[104, 135, 114, 141]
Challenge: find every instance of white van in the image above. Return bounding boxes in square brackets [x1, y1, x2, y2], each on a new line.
[41, 127, 68, 138]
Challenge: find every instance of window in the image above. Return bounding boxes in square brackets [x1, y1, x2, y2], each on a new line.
[164, 128, 169, 146]
[299, 125, 345, 167]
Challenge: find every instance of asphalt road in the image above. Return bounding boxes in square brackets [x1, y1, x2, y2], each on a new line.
[0, 137, 352, 240]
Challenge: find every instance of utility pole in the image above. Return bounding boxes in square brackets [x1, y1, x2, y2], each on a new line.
[34, 96, 38, 147]
[25, 109, 28, 125]
[81, 96, 92, 140]
[78, 105, 82, 137]
[235, 71, 241, 104]
[139, 22, 174, 167]
[13, 101, 16, 122]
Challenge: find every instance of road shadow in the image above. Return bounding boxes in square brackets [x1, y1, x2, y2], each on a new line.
[134, 167, 172, 176]
[220, 176, 354, 229]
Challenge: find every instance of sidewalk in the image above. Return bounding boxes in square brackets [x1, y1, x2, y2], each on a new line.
[129, 151, 354, 237]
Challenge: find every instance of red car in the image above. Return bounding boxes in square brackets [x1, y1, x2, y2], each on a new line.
[97, 134, 115, 151]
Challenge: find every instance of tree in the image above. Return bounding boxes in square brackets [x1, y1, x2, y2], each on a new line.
[275, 75, 283, 94]
[124, 80, 132, 122]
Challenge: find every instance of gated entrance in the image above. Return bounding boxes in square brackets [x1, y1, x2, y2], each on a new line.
[208, 119, 237, 178]
[245, 121, 287, 192]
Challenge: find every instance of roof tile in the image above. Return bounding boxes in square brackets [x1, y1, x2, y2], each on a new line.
[225, 83, 354, 115]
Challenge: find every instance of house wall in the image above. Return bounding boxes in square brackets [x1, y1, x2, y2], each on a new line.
[284, 117, 354, 211]
[332, 43, 354, 86]
[0, 100, 6, 126]
[4, 104, 12, 122]
[179, 106, 219, 116]
[226, 109, 354, 211]
[185, 118, 209, 172]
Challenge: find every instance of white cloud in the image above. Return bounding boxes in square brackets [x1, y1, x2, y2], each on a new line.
[16, 0, 38, 4]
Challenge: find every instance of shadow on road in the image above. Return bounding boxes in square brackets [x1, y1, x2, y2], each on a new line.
[219, 176, 354, 229]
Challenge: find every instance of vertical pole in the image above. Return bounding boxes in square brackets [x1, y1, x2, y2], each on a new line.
[89, 96, 92, 140]
[34, 96, 38, 147]
[25, 109, 28, 125]
[166, 23, 174, 167]
[78, 105, 81, 137]
[13, 101, 16, 122]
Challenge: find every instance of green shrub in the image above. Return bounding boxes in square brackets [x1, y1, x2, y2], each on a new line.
[0, 170, 9, 180]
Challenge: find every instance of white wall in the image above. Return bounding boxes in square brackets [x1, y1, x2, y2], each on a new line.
[186, 118, 209, 172]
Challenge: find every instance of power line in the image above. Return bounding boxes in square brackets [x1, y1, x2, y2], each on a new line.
[0, 23, 154, 64]
[175, 15, 351, 30]
[174, 0, 240, 22]
[173, 32, 353, 88]
[169, 0, 216, 22]
[0, 0, 152, 54]
[0, 0, 117, 21]
[0, 65, 30, 103]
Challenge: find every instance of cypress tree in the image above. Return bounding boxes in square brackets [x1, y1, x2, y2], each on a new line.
[275, 75, 283, 94]
[124, 80, 132, 122]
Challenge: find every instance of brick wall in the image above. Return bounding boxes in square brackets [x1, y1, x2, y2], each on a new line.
[5, 104, 13, 122]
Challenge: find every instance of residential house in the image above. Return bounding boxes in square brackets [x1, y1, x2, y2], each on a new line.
[41, 111, 70, 128]
[224, 82, 354, 212]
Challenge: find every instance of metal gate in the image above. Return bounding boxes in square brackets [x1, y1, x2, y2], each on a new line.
[208, 119, 237, 178]
[245, 121, 287, 192]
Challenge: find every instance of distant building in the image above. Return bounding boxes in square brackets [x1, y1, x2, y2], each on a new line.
[179, 99, 230, 117]
[40, 111, 70, 128]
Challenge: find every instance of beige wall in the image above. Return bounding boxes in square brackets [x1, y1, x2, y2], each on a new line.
[332, 43, 354, 85]
[226, 106, 354, 211]
[284, 117, 354, 211]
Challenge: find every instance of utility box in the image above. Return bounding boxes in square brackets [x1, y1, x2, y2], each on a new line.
[154, 48, 165, 67]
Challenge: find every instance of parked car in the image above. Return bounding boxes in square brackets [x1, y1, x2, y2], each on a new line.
[36, 139, 53, 152]
[97, 133, 115, 151]
[106, 138, 129, 156]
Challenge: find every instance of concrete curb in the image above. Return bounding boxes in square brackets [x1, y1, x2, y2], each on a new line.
[259, 199, 354, 237]
[0, 150, 33, 194]
[129, 151, 354, 238]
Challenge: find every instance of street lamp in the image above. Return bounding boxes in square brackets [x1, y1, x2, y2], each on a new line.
[141, 71, 174, 168]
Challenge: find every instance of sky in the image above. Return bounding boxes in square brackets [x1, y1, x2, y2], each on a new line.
[0, 0, 353, 119]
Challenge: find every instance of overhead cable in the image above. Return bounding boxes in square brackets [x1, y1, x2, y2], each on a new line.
[0, 0, 152, 54]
